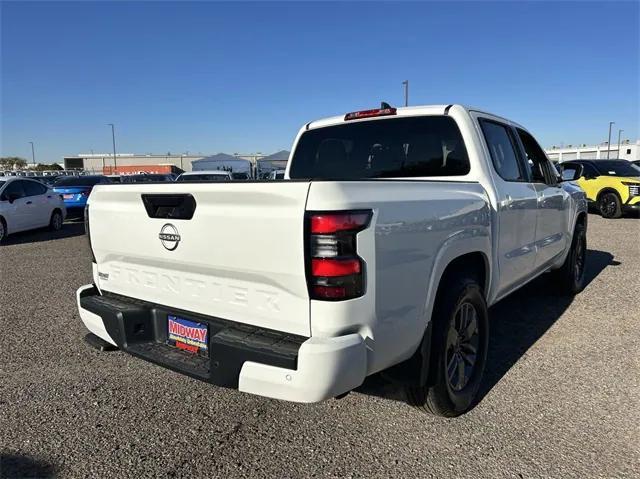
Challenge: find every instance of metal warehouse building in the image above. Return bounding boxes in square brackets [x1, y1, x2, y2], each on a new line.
[545, 140, 639, 162]
[63, 152, 272, 174]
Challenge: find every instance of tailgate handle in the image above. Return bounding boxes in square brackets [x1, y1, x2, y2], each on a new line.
[141, 194, 196, 220]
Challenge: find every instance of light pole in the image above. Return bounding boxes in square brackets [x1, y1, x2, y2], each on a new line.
[402, 80, 409, 107]
[107, 123, 117, 173]
[28, 141, 35, 165]
[607, 121, 615, 159]
[617, 129, 624, 158]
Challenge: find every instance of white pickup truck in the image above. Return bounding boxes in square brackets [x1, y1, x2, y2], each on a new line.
[77, 104, 587, 417]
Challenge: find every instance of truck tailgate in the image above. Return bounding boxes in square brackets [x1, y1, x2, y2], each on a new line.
[88, 182, 312, 336]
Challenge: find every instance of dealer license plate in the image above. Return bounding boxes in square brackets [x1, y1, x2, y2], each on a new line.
[167, 315, 209, 357]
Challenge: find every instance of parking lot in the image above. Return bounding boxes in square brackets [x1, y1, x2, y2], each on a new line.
[0, 214, 638, 478]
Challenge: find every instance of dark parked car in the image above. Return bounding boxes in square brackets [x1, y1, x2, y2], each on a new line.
[35, 175, 60, 186]
[121, 174, 175, 183]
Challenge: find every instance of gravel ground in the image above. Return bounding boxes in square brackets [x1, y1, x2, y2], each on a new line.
[1, 214, 639, 478]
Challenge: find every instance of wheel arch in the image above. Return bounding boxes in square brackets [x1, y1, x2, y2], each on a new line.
[382, 246, 490, 387]
[575, 210, 587, 229]
[596, 187, 622, 202]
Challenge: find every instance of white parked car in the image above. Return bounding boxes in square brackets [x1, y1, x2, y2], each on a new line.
[176, 170, 233, 182]
[76, 104, 587, 416]
[0, 177, 66, 242]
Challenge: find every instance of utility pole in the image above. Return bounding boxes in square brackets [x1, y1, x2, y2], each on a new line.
[107, 123, 117, 172]
[607, 121, 614, 159]
[617, 129, 624, 158]
[28, 141, 35, 165]
[402, 80, 409, 107]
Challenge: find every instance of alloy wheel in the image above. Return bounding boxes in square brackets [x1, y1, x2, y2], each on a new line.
[599, 193, 618, 218]
[445, 302, 480, 392]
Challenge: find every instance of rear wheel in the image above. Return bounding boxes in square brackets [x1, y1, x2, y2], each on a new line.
[0, 218, 6, 242]
[599, 191, 622, 219]
[405, 274, 489, 417]
[49, 210, 63, 231]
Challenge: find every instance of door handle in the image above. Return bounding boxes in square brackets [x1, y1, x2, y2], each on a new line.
[26, 201, 33, 205]
[47, 195, 52, 199]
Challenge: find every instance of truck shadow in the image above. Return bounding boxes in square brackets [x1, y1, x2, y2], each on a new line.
[0, 453, 57, 478]
[478, 248, 617, 403]
[356, 249, 618, 409]
[0, 221, 85, 246]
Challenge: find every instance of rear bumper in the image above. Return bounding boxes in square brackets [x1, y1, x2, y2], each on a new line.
[63, 201, 87, 211]
[76, 284, 367, 403]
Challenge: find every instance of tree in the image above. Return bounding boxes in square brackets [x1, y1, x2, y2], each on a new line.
[34, 163, 63, 171]
[0, 157, 28, 169]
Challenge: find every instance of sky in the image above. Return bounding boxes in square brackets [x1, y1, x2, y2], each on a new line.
[1, 1, 639, 164]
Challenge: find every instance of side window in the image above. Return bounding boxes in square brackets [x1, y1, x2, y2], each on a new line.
[516, 128, 555, 185]
[479, 120, 525, 182]
[582, 163, 599, 178]
[24, 181, 47, 196]
[2, 180, 26, 200]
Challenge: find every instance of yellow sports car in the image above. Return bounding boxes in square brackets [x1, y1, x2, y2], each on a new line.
[559, 159, 640, 218]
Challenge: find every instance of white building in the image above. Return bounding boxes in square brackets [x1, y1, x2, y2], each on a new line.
[545, 140, 639, 162]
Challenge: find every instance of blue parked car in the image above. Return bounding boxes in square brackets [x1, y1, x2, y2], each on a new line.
[53, 175, 111, 216]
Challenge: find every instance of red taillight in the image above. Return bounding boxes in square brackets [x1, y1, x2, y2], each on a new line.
[306, 210, 372, 301]
[344, 107, 396, 121]
[311, 258, 360, 277]
[310, 213, 371, 234]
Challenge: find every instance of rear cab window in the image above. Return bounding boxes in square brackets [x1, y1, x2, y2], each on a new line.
[288, 116, 470, 179]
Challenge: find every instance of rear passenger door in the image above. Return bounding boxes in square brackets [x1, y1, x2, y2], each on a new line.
[515, 128, 570, 268]
[23, 180, 51, 227]
[478, 118, 539, 294]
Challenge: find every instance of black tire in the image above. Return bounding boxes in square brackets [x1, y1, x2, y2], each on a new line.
[49, 210, 63, 231]
[598, 191, 622, 219]
[552, 221, 587, 295]
[0, 217, 6, 243]
[405, 274, 489, 417]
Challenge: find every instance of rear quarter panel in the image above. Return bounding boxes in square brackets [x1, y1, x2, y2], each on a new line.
[306, 180, 491, 374]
